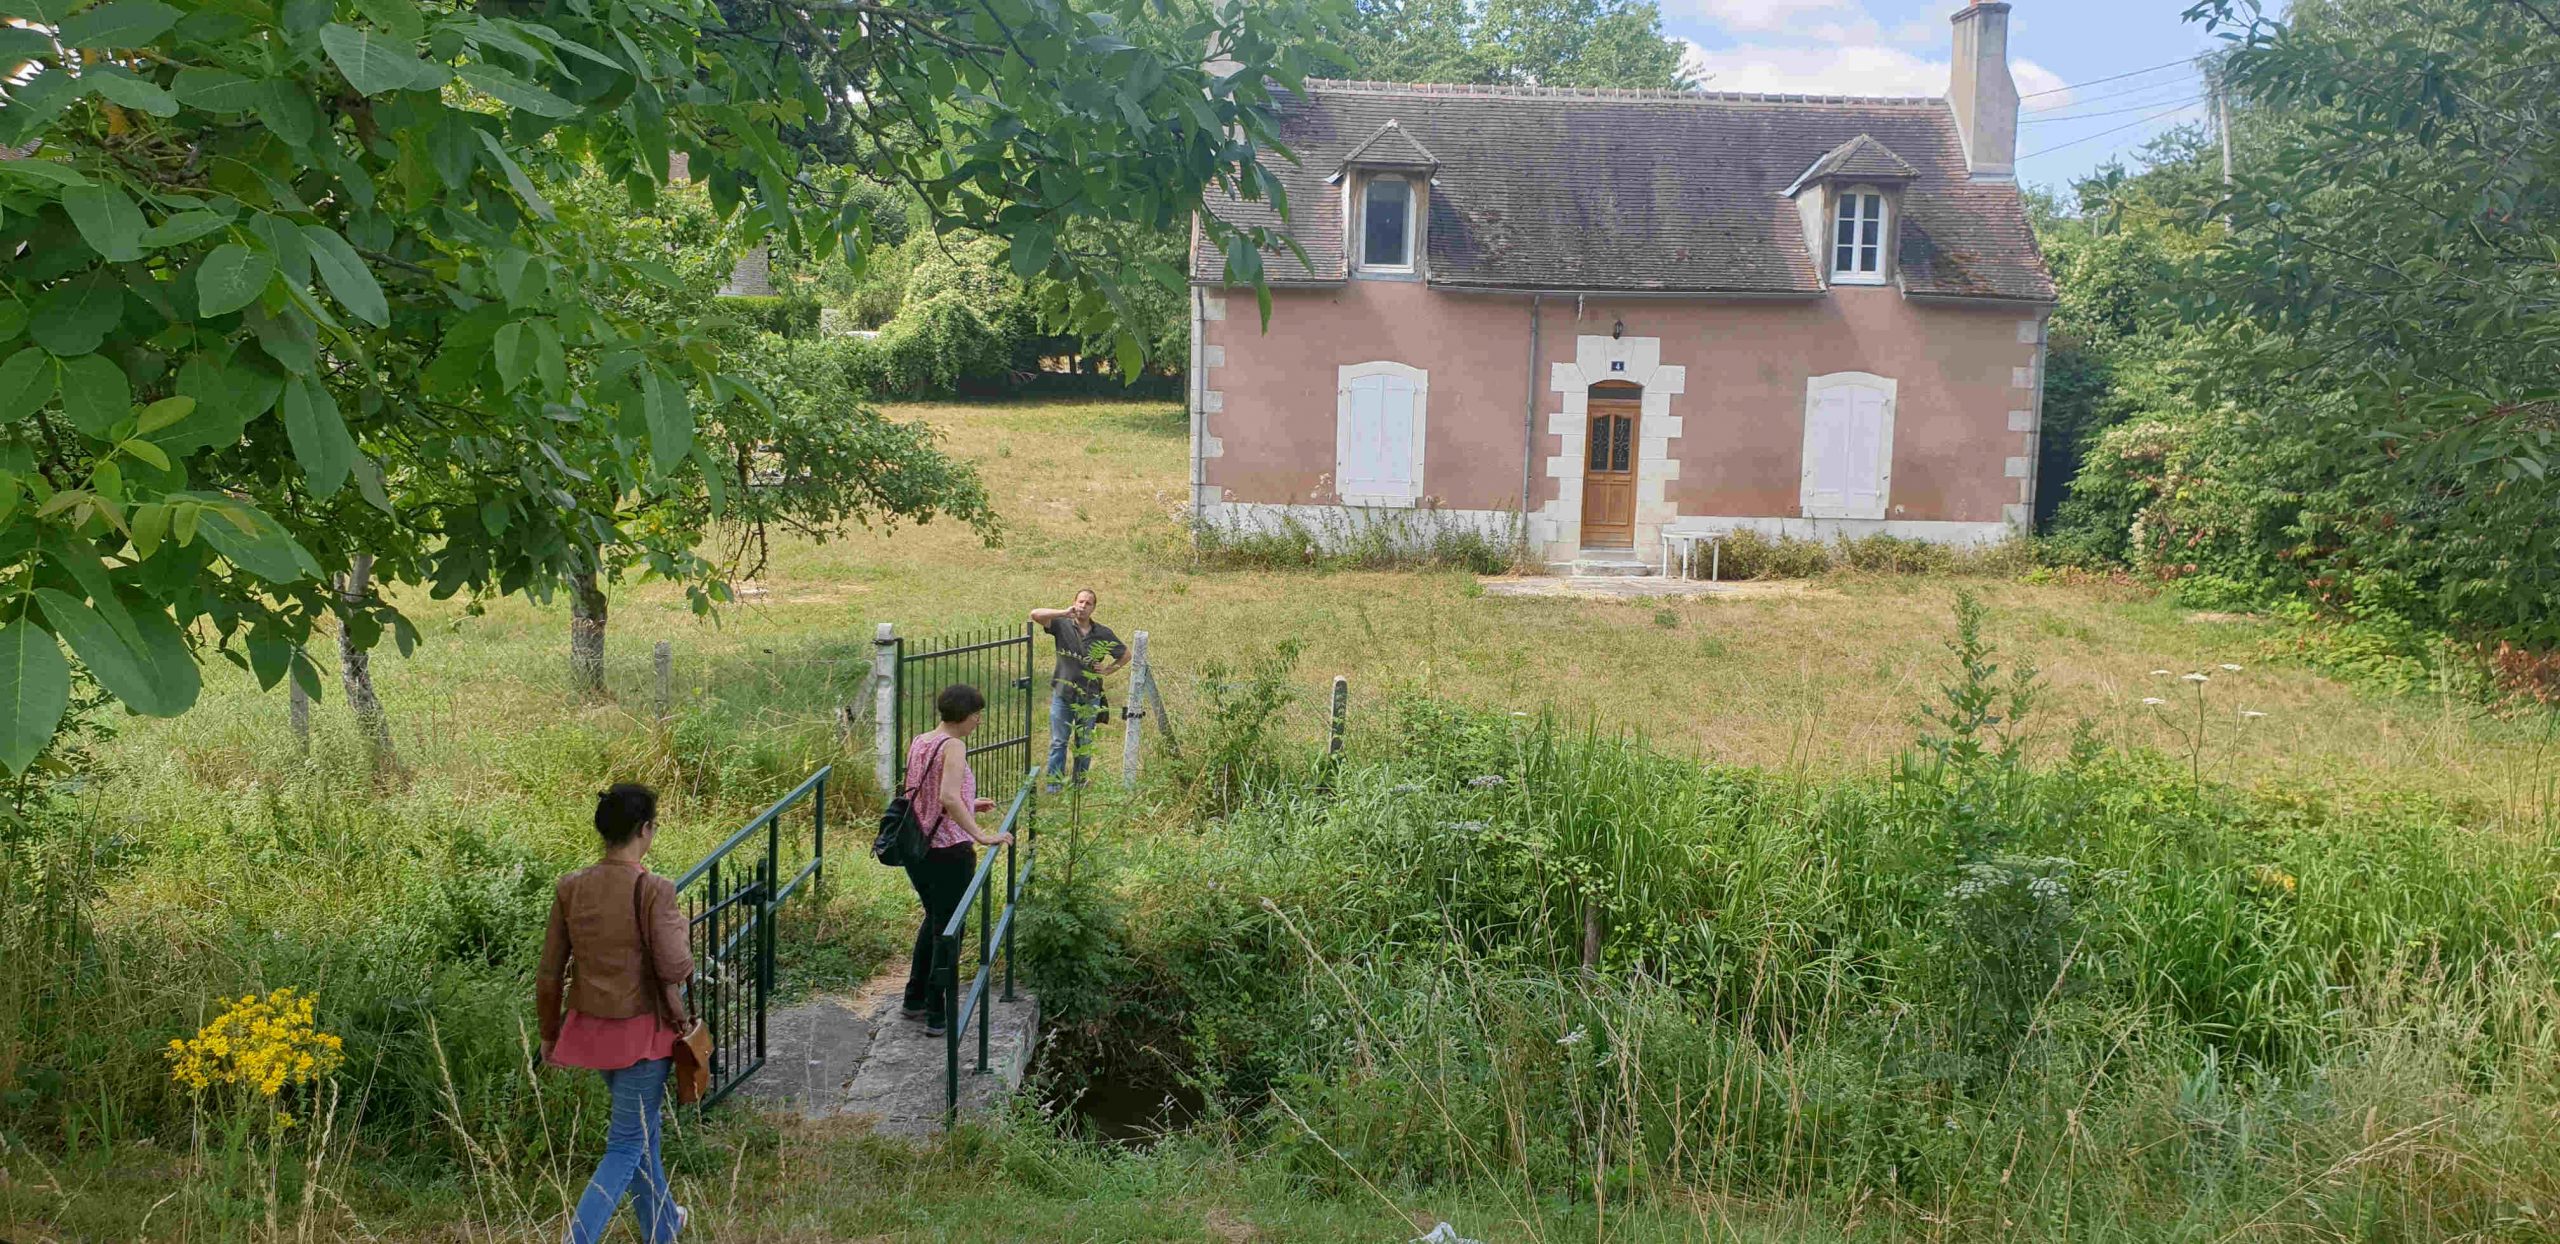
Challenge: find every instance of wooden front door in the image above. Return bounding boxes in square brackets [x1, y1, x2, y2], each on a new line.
[1580, 392, 1639, 548]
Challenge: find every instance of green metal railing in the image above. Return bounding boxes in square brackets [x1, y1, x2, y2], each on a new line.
[937, 767, 1040, 1121]
[671, 765, 830, 1109]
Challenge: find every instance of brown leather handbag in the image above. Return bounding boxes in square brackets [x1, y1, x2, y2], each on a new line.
[634, 873, 712, 1105]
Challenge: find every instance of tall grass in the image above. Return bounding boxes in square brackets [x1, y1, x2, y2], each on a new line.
[1186, 506, 1525, 575]
[1026, 620, 2560, 1238]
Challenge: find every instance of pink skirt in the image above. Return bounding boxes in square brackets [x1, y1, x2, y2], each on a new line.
[550, 1009, 677, 1071]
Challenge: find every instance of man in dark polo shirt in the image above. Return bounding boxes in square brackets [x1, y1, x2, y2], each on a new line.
[1028, 588, 1125, 789]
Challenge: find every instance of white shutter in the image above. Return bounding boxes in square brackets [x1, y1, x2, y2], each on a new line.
[1845, 385, 1890, 519]
[1378, 374, 1417, 501]
[1801, 386, 1853, 514]
[1336, 363, 1427, 506]
[1337, 373, 1384, 501]
[1801, 373, 1895, 520]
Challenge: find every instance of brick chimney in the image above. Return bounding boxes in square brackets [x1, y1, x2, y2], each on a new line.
[1948, 1, 2019, 180]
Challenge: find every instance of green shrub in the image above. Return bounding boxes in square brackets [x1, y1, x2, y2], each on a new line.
[1833, 532, 1956, 575]
[849, 295, 1033, 399]
[2168, 571, 2263, 612]
[718, 293, 822, 339]
[1710, 529, 1834, 579]
[1187, 509, 1523, 575]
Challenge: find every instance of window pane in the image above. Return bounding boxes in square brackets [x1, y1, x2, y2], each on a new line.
[1612, 416, 1632, 472]
[1860, 210, 1881, 250]
[1364, 178, 1409, 267]
[1589, 415, 1608, 461]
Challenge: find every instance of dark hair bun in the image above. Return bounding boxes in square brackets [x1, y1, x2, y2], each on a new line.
[595, 783, 659, 846]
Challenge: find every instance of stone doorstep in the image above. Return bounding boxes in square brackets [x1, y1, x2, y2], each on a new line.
[735, 973, 1040, 1139]
[1484, 576, 1738, 601]
[1546, 560, 1656, 577]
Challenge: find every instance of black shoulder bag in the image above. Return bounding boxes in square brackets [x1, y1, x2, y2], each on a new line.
[871, 737, 945, 868]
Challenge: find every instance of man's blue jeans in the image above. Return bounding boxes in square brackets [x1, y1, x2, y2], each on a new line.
[1045, 687, 1105, 787]
[568, 1056, 681, 1243]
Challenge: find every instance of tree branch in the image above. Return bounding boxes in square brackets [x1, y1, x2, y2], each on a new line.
[2500, 0, 2560, 39]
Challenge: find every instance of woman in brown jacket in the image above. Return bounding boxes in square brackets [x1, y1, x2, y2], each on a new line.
[537, 783, 694, 1244]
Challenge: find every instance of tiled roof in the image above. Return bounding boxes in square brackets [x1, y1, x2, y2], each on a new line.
[1787, 134, 1919, 194]
[1337, 120, 1440, 171]
[1195, 79, 2055, 302]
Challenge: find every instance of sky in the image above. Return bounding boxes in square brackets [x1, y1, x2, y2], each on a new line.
[1667, 1, 2243, 194]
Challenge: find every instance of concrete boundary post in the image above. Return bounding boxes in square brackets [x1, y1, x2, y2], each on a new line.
[873, 623, 898, 794]
[1121, 631, 1150, 787]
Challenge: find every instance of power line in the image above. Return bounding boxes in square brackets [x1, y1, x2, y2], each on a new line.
[2024, 71, 2205, 115]
[2018, 56, 2197, 100]
[2018, 100, 2208, 160]
[2022, 94, 2207, 125]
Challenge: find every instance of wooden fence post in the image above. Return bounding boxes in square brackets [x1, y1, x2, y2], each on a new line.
[873, 623, 898, 794]
[1120, 631, 1149, 788]
[653, 641, 672, 720]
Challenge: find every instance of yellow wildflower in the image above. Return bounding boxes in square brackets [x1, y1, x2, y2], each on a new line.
[165, 987, 347, 1113]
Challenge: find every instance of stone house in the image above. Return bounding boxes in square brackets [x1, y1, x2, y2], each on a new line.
[1189, 2, 2055, 570]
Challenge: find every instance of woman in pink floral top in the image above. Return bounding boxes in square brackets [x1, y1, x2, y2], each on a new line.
[899, 684, 1011, 1035]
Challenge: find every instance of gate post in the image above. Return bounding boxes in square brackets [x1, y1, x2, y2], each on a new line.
[873, 623, 897, 794]
[1121, 630, 1149, 788]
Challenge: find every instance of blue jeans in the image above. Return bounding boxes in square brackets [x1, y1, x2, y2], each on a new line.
[568, 1057, 681, 1244]
[1044, 688, 1104, 786]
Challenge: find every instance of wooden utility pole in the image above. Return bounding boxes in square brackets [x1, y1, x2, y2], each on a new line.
[2218, 82, 2233, 188]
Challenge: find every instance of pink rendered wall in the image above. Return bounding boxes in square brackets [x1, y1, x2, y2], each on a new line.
[1202, 280, 1536, 509]
[1200, 279, 2040, 524]
[1558, 289, 2037, 523]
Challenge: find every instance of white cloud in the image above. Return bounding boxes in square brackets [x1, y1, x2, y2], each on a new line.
[1671, 0, 1864, 35]
[1680, 39, 2071, 105]
[1680, 41, 1942, 96]
[2012, 59, 2070, 104]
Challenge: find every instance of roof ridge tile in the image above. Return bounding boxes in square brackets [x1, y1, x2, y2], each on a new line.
[1302, 78, 1947, 107]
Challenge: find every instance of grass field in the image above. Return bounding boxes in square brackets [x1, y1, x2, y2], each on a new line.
[186, 395, 2555, 827]
[10, 396, 2560, 1243]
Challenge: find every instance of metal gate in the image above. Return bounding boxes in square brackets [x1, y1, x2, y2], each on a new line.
[893, 624, 1038, 806]
[671, 766, 830, 1109]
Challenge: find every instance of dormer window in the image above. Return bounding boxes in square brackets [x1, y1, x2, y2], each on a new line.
[1786, 136, 1912, 291]
[1362, 175, 1414, 271]
[1833, 189, 1886, 284]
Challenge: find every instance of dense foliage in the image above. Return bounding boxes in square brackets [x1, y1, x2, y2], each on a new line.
[1327, 0, 1690, 89]
[781, 0, 1696, 403]
[2043, 0, 2560, 685]
[0, 0, 1331, 772]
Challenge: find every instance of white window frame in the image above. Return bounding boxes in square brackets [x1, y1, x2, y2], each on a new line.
[1800, 371, 1896, 520]
[1831, 187, 1888, 285]
[1335, 360, 1428, 507]
[1357, 174, 1416, 274]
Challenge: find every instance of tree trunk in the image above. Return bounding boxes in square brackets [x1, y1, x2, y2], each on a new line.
[568, 569, 608, 699]
[337, 554, 402, 779]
